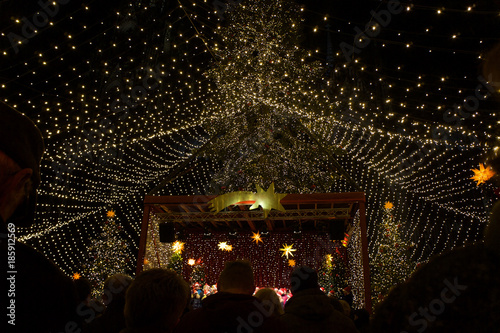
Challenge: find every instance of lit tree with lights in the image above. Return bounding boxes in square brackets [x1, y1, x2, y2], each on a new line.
[167, 241, 185, 275]
[190, 259, 207, 287]
[318, 254, 335, 293]
[201, 0, 351, 194]
[318, 252, 348, 296]
[371, 202, 415, 307]
[167, 252, 183, 275]
[82, 211, 130, 297]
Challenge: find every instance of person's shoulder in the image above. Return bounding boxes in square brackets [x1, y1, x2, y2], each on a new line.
[15, 241, 70, 276]
[174, 307, 205, 332]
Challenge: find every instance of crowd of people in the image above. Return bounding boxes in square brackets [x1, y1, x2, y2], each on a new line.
[72, 260, 365, 333]
[2, 98, 500, 333]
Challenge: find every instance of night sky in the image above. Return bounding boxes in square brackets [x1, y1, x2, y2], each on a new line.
[1, 0, 499, 276]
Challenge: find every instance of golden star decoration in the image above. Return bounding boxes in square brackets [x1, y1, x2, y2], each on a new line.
[384, 202, 394, 210]
[470, 163, 496, 186]
[288, 259, 296, 267]
[188, 259, 196, 266]
[225, 244, 233, 252]
[208, 183, 287, 218]
[218, 242, 228, 251]
[325, 254, 333, 269]
[72, 272, 81, 280]
[250, 183, 288, 218]
[107, 210, 116, 218]
[251, 231, 263, 244]
[280, 243, 296, 259]
[172, 241, 185, 253]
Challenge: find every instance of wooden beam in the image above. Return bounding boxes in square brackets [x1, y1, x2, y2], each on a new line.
[247, 220, 256, 231]
[238, 205, 257, 231]
[144, 192, 366, 206]
[160, 204, 171, 213]
[265, 219, 273, 231]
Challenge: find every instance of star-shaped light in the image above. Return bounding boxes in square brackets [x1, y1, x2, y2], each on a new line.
[208, 183, 287, 218]
[188, 259, 196, 266]
[471, 163, 496, 186]
[288, 259, 296, 267]
[251, 231, 263, 244]
[250, 183, 288, 218]
[172, 240, 185, 253]
[225, 244, 233, 252]
[325, 254, 333, 269]
[72, 272, 81, 280]
[107, 210, 116, 218]
[384, 202, 394, 210]
[280, 243, 296, 259]
[218, 242, 228, 251]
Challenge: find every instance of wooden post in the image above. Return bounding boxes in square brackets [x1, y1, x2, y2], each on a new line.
[359, 200, 372, 313]
[136, 204, 151, 276]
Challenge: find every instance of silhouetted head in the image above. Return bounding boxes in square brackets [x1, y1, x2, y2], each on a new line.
[0, 103, 44, 226]
[124, 268, 189, 332]
[290, 266, 319, 293]
[218, 260, 255, 295]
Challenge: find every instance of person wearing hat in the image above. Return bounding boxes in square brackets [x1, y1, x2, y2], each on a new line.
[340, 285, 354, 308]
[279, 266, 358, 333]
[1, 103, 79, 332]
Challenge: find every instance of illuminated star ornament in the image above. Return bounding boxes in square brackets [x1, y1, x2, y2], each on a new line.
[172, 241, 185, 254]
[288, 259, 296, 267]
[251, 231, 263, 244]
[72, 272, 81, 280]
[188, 259, 196, 266]
[280, 243, 296, 259]
[384, 202, 394, 210]
[208, 183, 287, 218]
[470, 163, 496, 186]
[219, 242, 228, 251]
[107, 210, 116, 218]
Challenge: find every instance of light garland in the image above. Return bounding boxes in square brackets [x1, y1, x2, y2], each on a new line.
[0, 0, 495, 288]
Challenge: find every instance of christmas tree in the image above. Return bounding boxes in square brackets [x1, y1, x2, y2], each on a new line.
[371, 202, 415, 307]
[331, 249, 349, 296]
[318, 254, 335, 293]
[82, 210, 130, 297]
[190, 259, 207, 287]
[167, 252, 183, 275]
[318, 252, 348, 297]
[201, 0, 349, 193]
[167, 241, 184, 275]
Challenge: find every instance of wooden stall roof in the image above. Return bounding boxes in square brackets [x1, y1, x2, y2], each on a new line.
[143, 192, 365, 233]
